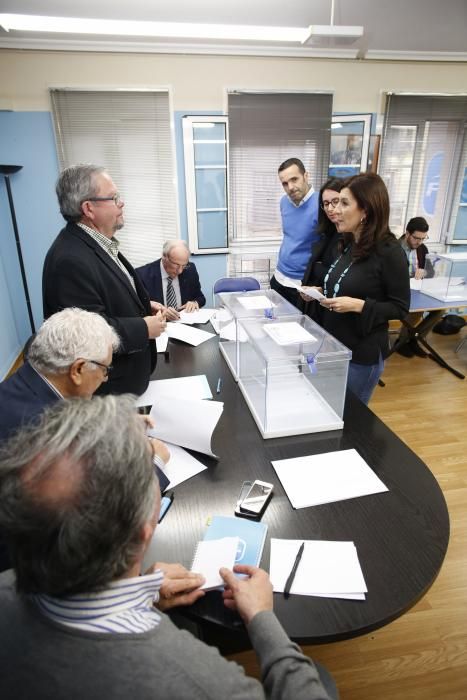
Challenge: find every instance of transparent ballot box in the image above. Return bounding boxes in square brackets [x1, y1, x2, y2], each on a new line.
[421, 252, 467, 302]
[237, 315, 351, 439]
[215, 289, 299, 380]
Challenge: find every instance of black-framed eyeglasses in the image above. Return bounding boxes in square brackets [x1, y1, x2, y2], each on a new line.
[410, 233, 429, 242]
[84, 359, 113, 377]
[87, 193, 122, 206]
[321, 198, 340, 210]
[165, 255, 190, 271]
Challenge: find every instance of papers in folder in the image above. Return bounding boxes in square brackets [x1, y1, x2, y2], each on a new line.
[271, 449, 388, 509]
[270, 539, 368, 600]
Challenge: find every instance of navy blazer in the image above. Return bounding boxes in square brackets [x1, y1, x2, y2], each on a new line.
[137, 259, 206, 309]
[42, 223, 157, 396]
[0, 362, 58, 443]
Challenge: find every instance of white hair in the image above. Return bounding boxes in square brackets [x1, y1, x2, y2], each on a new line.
[162, 239, 190, 257]
[28, 308, 120, 375]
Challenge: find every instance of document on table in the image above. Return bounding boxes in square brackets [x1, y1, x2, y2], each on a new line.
[238, 295, 277, 310]
[166, 322, 215, 346]
[156, 332, 169, 353]
[263, 321, 317, 346]
[409, 278, 422, 291]
[271, 448, 388, 509]
[148, 395, 223, 458]
[270, 539, 367, 600]
[159, 442, 207, 489]
[177, 308, 217, 325]
[136, 375, 213, 407]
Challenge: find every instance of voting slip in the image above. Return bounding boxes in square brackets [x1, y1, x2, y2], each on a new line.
[271, 448, 388, 509]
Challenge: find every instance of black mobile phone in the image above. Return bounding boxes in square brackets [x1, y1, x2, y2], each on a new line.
[239, 480, 273, 517]
[158, 492, 174, 523]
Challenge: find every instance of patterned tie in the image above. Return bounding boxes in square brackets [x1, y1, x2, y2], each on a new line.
[166, 276, 177, 309]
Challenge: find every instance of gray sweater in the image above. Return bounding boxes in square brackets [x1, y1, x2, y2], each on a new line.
[0, 574, 331, 700]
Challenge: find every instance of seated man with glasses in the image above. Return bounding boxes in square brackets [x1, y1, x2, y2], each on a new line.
[0, 307, 170, 572]
[397, 217, 434, 357]
[137, 240, 206, 321]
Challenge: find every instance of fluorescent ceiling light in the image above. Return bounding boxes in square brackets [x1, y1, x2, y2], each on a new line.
[0, 14, 308, 42]
[331, 122, 343, 129]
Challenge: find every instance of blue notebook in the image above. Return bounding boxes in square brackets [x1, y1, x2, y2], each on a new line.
[203, 515, 268, 568]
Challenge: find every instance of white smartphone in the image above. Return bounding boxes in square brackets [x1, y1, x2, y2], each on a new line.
[239, 480, 273, 517]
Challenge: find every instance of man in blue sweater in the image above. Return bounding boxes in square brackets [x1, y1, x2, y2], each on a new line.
[270, 158, 320, 309]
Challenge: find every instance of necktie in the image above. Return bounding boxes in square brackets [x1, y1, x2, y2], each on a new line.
[166, 276, 177, 309]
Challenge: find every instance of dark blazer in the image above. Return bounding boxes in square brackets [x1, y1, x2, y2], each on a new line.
[0, 362, 58, 443]
[42, 223, 156, 396]
[137, 259, 206, 308]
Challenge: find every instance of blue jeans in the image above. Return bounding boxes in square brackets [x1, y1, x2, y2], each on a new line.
[347, 355, 384, 405]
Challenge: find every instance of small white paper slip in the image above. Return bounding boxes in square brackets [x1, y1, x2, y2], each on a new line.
[156, 332, 169, 353]
[409, 278, 422, 291]
[271, 448, 388, 509]
[269, 539, 367, 599]
[191, 537, 239, 590]
[178, 308, 217, 325]
[136, 375, 212, 408]
[167, 322, 215, 346]
[263, 321, 317, 346]
[160, 443, 207, 489]
[300, 286, 326, 301]
[237, 295, 277, 310]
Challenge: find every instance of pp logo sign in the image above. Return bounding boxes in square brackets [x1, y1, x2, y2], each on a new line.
[423, 152, 444, 216]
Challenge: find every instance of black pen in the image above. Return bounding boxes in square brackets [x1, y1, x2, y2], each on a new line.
[216, 378, 222, 394]
[283, 541, 305, 599]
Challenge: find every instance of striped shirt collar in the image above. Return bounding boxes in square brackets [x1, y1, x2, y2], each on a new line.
[32, 571, 164, 635]
[77, 222, 120, 257]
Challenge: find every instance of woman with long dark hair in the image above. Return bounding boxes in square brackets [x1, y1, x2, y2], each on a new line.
[316, 173, 410, 404]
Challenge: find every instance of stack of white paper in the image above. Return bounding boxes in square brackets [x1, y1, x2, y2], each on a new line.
[271, 449, 388, 508]
[237, 295, 277, 311]
[270, 539, 368, 600]
[177, 308, 217, 325]
[167, 322, 215, 346]
[263, 321, 317, 346]
[136, 375, 212, 407]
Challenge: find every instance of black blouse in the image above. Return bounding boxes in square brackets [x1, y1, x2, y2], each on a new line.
[320, 240, 410, 365]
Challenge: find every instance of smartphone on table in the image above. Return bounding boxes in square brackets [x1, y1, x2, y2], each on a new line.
[235, 480, 273, 519]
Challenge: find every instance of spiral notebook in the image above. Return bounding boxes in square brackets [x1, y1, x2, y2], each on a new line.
[190, 536, 239, 590]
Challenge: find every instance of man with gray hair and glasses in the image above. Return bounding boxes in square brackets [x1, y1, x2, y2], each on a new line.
[0, 396, 336, 700]
[43, 164, 166, 396]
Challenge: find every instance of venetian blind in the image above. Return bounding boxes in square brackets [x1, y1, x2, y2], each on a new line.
[50, 89, 177, 266]
[378, 93, 467, 241]
[228, 91, 333, 242]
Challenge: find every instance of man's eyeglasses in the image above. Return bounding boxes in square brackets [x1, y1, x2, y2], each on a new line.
[165, 256, 190, 272]
[410, 233, 429, 242]
[321, 198, 340, 210]
[87, 193, 122, 206]
[85, 359, 113, 377]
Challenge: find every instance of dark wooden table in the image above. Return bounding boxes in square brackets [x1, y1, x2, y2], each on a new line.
[151, 334, 450, 648]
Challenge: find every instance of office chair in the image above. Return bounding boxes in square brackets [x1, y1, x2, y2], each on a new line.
[212, 276, 260, 305]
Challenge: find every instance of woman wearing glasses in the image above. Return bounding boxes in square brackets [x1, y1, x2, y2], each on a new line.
[306, 173, 410, 404]
[301, 177, 344, 315]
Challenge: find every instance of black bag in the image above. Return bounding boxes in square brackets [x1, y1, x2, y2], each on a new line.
[432, 314, 466, 335]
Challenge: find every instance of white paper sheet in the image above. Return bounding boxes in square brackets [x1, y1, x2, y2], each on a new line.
[409, 278, 422, 291]
[237, 295, 277, 310]
[148, 395, 223, 458]
[263, 321, 317, 346]
[136, 375, 212, 407]
[300, 286, 326, 301]
[159, 442, 208, 489]
[166, 322, 215, 346]
[177, 308, 217, 325]
[270, 539, 367, 599]
[191, 537, 239, 590]
[156, 332, 169, 352]
[271, 448, 388, 509]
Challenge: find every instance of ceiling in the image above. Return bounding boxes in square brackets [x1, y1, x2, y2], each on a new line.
[0, 0, 466, 61]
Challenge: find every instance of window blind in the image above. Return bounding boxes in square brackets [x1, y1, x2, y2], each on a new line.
[50, 89, 177, 266]
[228, 91, 333, 243]
[378, 93, 467, 242]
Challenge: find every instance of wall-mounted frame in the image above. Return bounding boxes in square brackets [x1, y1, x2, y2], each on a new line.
[329, 114, 372, 178]
[182, 115, 229, 254]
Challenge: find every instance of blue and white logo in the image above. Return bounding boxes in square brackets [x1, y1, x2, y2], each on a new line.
[423, 152, 444, 216]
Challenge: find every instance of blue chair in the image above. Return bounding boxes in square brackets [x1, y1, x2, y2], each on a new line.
[212, 276, 260, 305]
